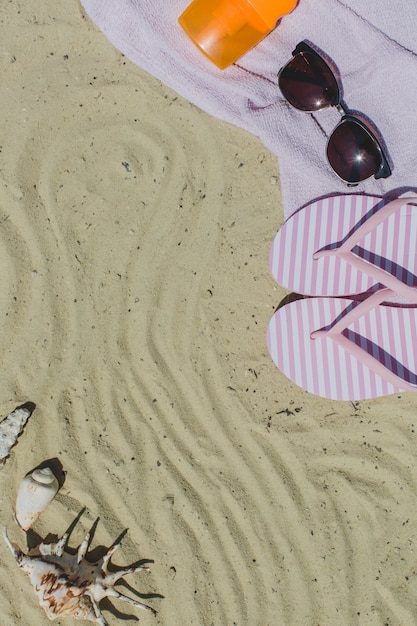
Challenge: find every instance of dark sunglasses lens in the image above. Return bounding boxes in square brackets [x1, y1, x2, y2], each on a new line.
[279, 51, 339, 111]
[326, 119, 382, 183]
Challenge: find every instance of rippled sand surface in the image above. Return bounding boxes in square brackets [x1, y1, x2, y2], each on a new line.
[1, 3, 417, 625]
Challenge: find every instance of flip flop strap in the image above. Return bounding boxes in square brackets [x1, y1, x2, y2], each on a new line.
[311, 289, 417, 392]
[313, 197, 417, 302]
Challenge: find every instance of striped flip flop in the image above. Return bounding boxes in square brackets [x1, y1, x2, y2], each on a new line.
[267, 289, 417, 400]
[270, 195, 417, 299]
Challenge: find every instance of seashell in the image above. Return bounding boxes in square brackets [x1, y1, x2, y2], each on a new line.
[15, 466, 59, 531]
[0, 405, 34, 468]
[3, 513, 157, 624]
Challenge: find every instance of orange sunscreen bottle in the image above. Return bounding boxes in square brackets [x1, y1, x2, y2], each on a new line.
[179, 0, 298, 70]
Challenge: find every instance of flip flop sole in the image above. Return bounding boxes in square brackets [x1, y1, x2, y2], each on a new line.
[270, 195, 417, 296]
[267, 297, 417, 400]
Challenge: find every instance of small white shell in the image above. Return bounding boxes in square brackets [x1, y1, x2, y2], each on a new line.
[15, 466, 59, 531]
[0, 406, 33, 468]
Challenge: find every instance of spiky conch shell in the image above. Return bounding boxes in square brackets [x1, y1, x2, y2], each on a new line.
[0, 406, 33, 468]
[3, 516, 157, 624]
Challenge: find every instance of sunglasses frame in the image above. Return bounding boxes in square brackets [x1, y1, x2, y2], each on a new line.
[279, 41, 392, 185]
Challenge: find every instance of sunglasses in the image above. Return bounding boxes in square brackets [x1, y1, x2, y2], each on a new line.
[278, 41, 392, 185]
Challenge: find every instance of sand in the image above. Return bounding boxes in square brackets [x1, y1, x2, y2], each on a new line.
[1, 2, 417, 625]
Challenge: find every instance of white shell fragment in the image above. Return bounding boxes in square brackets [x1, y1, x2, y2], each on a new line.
[15, 466, 59, 531]
[0, 405, 33, 468]
[3, 515, 157, 624]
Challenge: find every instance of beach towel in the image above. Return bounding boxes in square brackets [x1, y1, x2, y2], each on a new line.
[80, 0, 417, 218]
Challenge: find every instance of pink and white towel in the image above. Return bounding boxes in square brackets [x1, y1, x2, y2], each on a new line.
[80, 0, 417, 218]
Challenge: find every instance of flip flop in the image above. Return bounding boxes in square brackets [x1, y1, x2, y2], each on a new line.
[266, 289, 417, 400]
[270, 195, 417, 299]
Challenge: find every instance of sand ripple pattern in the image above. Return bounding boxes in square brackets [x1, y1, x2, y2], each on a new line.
[1, 4, 417, 626]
